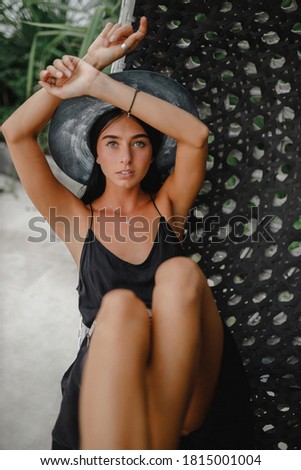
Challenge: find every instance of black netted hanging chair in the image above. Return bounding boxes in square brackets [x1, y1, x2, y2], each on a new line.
[119, 0, 301, 450]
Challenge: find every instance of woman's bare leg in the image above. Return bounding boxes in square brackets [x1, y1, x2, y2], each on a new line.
[182, 275, 224, 435]
[147, 257, 223, 449]
[79, 260, 223, 450]
[79, 289, 151, 449]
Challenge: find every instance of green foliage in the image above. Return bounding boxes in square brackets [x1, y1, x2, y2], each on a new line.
[0, 0, 121, 136]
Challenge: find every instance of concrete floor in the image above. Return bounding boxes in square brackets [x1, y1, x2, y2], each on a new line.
[0, 173, 80, 449]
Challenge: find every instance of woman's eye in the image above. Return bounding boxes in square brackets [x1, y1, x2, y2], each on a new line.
[133, 140, 146, 148]
[107, 141, 117, 148]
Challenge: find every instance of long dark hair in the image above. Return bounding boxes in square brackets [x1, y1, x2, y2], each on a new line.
[81, 108, 163, 204]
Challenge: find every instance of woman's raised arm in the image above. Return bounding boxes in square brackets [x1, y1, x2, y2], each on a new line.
[39, 52, 209, 219]
[1, 87, 71, 223]
[1, 19, 147, 238]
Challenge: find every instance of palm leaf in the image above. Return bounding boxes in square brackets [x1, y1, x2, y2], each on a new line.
[22, 21, 86, 32]
[79, 5, 106, 57]
[26, 30, 85, 97]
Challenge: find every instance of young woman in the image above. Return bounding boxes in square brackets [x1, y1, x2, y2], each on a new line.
[2, 18, 253, 450]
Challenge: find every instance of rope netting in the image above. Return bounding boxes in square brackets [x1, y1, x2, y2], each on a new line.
[123, 0, 301, 449]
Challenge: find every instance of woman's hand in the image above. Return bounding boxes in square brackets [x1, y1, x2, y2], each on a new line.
[83, 16, 148, 70]
[39, 56, 100, 99]
[38, 17, 148, 98]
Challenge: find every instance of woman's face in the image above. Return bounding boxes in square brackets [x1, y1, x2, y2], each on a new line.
[96, 114, 153, 190]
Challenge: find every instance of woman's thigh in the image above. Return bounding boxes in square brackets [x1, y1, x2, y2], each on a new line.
[151, 257, 224, 435]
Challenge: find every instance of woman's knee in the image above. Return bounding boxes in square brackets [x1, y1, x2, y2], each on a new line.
[101, 288, 136, 309]
[97, 289, 148, 327]
[155, 257, 206, 295]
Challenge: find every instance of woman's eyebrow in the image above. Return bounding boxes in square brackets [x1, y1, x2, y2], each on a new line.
[101, 133, 149, 140]
[101, 134, 120, 140]
[133, 133, 149, 139]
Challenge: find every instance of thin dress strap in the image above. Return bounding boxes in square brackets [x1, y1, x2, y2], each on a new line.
[150, 194, 162, 217]
[89, 203, 94, 229]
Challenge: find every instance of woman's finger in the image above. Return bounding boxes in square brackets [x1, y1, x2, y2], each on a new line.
[99, 22, 114, 38]
[108, 22, 123, 36]
[39, 70, 49, 81]
[53, 59, 72, 78]
[109, 23, 133, 42]
[62, 55, 80, 71]
[119, 17, 148, 51]
[123, 31, 147, 52]
[46, 65, 63, 78]
[91, 22, 114, 48]
[135, 16, 148, 39]
[61, 55, 74, 71]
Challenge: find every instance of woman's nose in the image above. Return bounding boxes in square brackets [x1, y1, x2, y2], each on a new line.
[120, 147, 132, 164]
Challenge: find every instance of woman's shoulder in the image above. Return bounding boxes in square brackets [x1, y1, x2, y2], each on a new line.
[152, 189, 186, 240]
[56, 200, 94, 268]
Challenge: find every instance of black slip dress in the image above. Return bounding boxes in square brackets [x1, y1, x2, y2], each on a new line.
[52, 198, 254, 450]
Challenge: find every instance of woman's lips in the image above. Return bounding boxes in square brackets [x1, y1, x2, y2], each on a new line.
[116, 169, 135, 177]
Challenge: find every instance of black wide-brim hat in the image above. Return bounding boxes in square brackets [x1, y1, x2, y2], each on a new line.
[48, 70, 199, 185]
